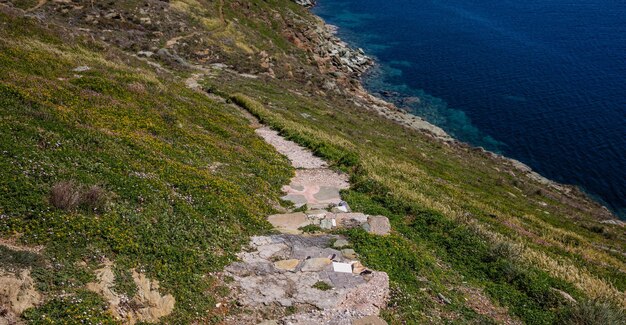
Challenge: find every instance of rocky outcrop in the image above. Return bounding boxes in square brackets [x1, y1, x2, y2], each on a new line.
[224, 235, 389, 324]
[0, 270, 42, 325]
[293, 0, 317, 8]
[286, 19, 373, 80]
[282, 9, 452, 141]
[86, 262, 175, 324]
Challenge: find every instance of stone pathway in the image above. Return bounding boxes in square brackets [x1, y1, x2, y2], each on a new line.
[184, 70, 391, 324]
[225, 235, 388, 324]
[221, 106, 391, 325]
[254, 127, 349, 209]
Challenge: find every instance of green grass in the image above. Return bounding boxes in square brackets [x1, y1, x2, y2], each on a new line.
[0, 245, 45, 272]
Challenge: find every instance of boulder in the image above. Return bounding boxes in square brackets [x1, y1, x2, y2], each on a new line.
[364, 216, 391, 235]
[336, 213, 368, 228]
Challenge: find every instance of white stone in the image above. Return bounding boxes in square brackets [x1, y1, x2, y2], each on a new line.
[332, 262, 352, 273]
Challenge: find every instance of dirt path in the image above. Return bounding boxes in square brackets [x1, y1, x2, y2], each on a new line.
[26, 0, 47, 12]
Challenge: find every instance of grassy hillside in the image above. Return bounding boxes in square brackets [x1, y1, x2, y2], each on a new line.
[0, 5, 294, 322]
[0, 0, 625, 323]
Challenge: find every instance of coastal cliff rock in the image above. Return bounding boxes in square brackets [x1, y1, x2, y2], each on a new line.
[285, 18, 373, 80]
[293, 0, 317, 7]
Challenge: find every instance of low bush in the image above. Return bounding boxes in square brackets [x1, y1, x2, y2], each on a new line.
[49, 181, 81, 211]
[80, 185, 108, 213]
[49, 182, 109, 213]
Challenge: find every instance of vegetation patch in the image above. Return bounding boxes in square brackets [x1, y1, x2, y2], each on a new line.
[312, 281, 333, 291]
[22, 290, 117, 325]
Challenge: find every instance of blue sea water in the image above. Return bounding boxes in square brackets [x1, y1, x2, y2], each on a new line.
[313, 0, 626, 218]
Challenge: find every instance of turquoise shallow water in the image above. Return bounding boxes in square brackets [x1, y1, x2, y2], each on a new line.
[313, 0, 626, 218]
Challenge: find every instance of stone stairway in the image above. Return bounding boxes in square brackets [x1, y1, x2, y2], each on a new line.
[222, 111, 391, 325]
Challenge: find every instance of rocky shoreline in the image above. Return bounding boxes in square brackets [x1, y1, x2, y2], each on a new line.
[290, 0, 617, 221]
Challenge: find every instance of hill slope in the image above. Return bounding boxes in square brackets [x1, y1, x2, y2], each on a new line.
[0, 0, 625, 324]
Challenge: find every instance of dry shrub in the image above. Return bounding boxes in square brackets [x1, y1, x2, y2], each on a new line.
[50, 182, 109, 213]
[81, 185, 108, 212]
[50, 181, 81, 211]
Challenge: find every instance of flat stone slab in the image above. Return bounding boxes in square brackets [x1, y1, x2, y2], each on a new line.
[291, 245, 342, 262]
[267, 213, 310, 233]
[333, 262, 353, 273]
[335, 213, 368, 227]
[301, 258, 332, 272]
[282, 169, 349, 208]
[274, 259, 300, 271]
[255, 127, 327, 169]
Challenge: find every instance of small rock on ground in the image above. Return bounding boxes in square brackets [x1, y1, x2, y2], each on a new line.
[334, 239, 350, 248]
[274, 259, 300, 271]
[342, 249, 357, 259]
[363, 216, 391, 236]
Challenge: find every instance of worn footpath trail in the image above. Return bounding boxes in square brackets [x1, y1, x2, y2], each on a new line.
[184, 71, 391, 324]
[222, 106, 391, 325]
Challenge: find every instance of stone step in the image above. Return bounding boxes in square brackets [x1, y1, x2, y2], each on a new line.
[282, 169, 349, 208]
[267, 212, 311, 234]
